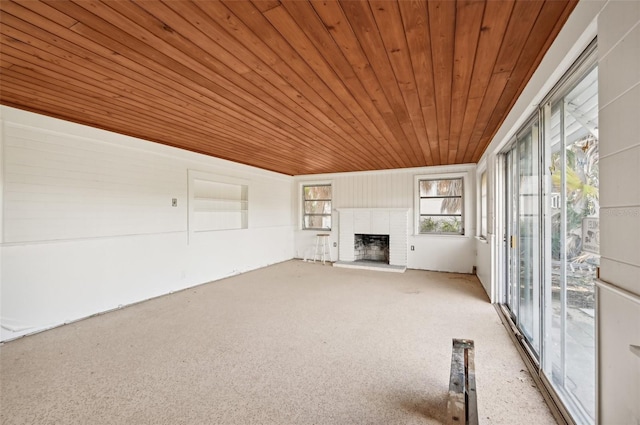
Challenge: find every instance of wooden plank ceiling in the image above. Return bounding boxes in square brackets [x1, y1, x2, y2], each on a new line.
[0, 0, 577, 175]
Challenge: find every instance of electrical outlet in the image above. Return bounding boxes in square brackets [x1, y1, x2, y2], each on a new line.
[333, 242, 337, 247]
[172, 198, 178, 207]
[411, 245, 415, 251]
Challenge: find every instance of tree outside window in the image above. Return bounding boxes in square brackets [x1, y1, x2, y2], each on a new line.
[303, 184, 332, 230]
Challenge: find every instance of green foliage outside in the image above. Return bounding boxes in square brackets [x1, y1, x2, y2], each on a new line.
[420, 217, 461, 234]
[550, 135, 599, 261]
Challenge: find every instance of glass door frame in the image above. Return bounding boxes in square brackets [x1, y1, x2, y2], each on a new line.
[540, 49, 599, 425]
[501, 113, 543, 360]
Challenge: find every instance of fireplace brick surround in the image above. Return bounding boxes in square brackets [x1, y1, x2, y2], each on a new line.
[337, 209, 409, 267]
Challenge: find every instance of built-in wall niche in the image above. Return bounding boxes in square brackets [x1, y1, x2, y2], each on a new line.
[354, 234, 389, 263]
[189, 171, 248, 232]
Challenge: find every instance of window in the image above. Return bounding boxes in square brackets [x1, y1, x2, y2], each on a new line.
[418, 178, 463, 234]
[480, 171, 487, 238]
[302, 184, 332, 230]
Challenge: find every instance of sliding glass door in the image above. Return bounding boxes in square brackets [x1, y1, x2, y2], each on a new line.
[502, 43, 597, 425]
[543, 62, 598, 424]
[504, 119, 541, 355]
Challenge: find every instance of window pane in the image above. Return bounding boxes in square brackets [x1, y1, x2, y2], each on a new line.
[518, 122, 540, 354]
[419, 180, 436, 197]
[304, 201, 331, 214]
[419, 198, 462, 215]
[304, 215, 331, 230]
[439, 179, 462, 196]
[481, 172, 487, 237]
[419, 179, 462, 197]
[304, 185, 331, 200]
[543, 64, 597, 425]
[420, 198, 445, 215]
[419, 216, 462, 233]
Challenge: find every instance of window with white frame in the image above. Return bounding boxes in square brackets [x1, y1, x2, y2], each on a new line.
[480, 171, 487, 238]
[302, 184, 332, 230]
[418, 178, 464, 234]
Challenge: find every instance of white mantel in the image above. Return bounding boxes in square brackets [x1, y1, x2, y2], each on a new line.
[337, 208, 409, 266]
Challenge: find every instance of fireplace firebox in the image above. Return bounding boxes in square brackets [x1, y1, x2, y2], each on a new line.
[354, 234, 389, 263]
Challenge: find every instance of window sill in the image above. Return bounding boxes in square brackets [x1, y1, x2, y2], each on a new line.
[414, 233, 469, 239]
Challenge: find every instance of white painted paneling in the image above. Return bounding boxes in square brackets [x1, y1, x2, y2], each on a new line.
[598, 0, 640, 291]
[599, 21, 640, 108]
[599, 83, 640, 158]
[408, 235, 473, 273]
[331, 171, 413, 210]
[0, 106, 294, 341]
[353, 210, 371, 234]
[600, 258, 640, 295]
[389, 210, 408, 266]
[600, 146, 640, 207]
[475, 237, 491, 300]
[371, 210, 390, 235]
[597, 4, 640, 424]
[598, 0, 640, 57]
[251, 179, 293, 228]
[338, 210, 354, 262]
[597, 287, 640, 425]
[0, 111, 4, 335]
[4, 123, 186, 242]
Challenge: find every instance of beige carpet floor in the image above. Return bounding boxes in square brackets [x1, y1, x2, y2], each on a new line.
[0, 260, 556, 425]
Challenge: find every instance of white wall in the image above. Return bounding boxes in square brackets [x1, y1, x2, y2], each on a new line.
[597, 2, 640, 423]
[0, 106, 294, 342]
[294, 164, 476, 274]
[474, 158, 493, 299]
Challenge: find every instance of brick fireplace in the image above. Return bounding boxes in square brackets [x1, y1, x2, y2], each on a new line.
[336, 208, 409, 269]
